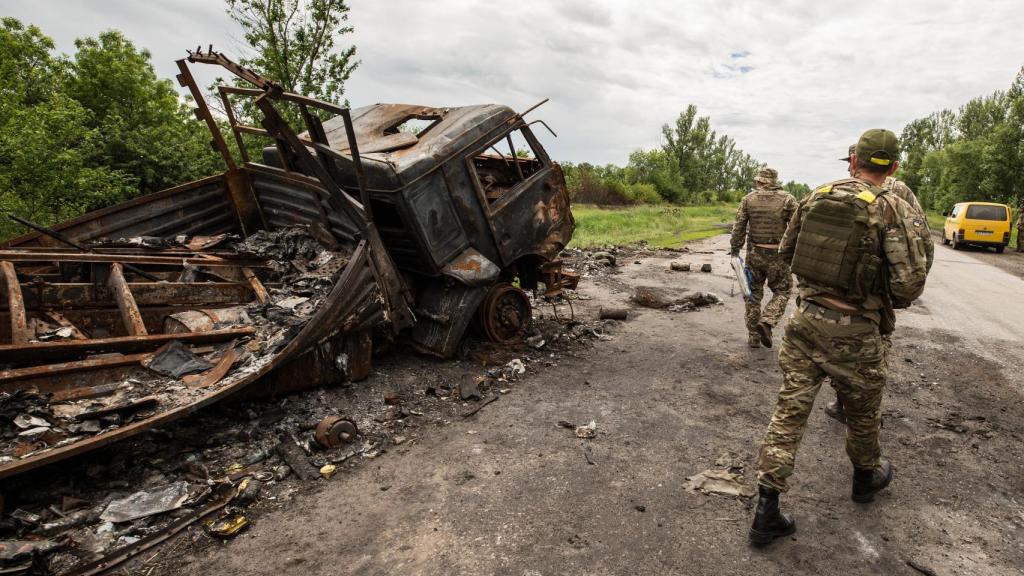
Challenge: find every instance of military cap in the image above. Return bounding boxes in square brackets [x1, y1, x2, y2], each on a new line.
[755, 167, 778, 186]
[855, 129, 900, 167]
[839, 144, 855, 162]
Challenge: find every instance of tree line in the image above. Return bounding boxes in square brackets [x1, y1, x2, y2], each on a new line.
[562, 104, 810, 206]
[898, 67, 1024, 213]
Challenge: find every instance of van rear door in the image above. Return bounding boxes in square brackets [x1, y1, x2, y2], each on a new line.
[962, 204, 1009, 242]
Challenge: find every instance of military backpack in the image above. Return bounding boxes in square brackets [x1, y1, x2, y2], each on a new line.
[790, 180, 885, 303]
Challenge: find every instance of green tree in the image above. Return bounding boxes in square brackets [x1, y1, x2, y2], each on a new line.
[66, 31, 221, 194]
[227, 0, 357, 101]
[0, 19, 136, 239]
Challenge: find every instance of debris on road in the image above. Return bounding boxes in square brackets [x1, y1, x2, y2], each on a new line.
[684, 468, 756, 498]
[598, 308, 629, 320]
[670, 262, 691, 272]
[583, 445, 596, 465]
[459, 375, 484, 401]
[575, 421, 597, 439]
[319, 464, 338, 479]
[100, 481, 191, 523]
[204, 514, 249, 539]
[631, 286, 723, 311]
[314, 416, 359, 449]
[461, 395, 500, 418]
[700, 263, 713, 273]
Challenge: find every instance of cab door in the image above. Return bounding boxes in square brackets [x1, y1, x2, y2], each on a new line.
[465, 126, 573, 266]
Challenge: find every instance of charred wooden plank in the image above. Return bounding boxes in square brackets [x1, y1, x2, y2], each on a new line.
[241, 268, 269, 304]
[0, 353, 150, 387]
[1, 282, 261, 311]
[0, 327, 255, 364]
[107, 263, 148, 336]
[0, 251, 268, 268]
[0, 261, 29, 344]
[41, 311, 88, 339]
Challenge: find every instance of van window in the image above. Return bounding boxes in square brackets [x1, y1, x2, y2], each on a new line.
[965, 205, 1007, 221]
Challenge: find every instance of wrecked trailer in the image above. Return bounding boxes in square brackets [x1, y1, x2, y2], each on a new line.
[260, 98, 578, 357]
[0, 52, 414, 481]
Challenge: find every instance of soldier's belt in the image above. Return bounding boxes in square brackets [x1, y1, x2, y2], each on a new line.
[799, 301, 873, 325]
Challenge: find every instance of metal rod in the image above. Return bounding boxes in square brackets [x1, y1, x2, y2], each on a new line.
[217, 86, 250, 164]
[340, 108, 373, 223]
[175, 59, 236, 171]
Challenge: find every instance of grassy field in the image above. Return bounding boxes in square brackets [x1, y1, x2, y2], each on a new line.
[570, 204, 736, 248]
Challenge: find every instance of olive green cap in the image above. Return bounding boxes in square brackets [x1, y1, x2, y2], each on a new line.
[855, 129, 900, 167]
[839, 144, 855, 162]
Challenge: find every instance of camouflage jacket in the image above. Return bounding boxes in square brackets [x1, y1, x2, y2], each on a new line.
[730, 187, 798, 254]
[780, 177, 932, 322]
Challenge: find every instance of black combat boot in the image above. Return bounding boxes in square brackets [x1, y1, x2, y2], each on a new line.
[824, 396, 846, 423]
[749, 485, 796, 546]
[756, 321, 773, 348]
[852, 459, 894, 503]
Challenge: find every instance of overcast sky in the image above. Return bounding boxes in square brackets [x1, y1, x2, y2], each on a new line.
[5, 0, 1023, 185]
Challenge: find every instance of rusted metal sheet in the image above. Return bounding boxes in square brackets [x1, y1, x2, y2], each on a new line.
[2, 176, 235, 249]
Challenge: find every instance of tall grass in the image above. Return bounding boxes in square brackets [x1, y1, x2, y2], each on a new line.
[570, 204, 736, 248]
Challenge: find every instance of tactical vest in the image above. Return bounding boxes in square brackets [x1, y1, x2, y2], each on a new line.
[790, 180, 884, 303]
[746, 190, 789, 244]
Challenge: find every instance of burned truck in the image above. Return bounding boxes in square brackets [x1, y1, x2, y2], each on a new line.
[266, 101, 578, 357]
[0, 49, 576, 482]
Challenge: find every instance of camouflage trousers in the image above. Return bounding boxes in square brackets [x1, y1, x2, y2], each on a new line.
[757, 306, 887, 492]
[745, 247, 792, 334]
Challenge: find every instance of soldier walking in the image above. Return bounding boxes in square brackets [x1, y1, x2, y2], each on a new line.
[824, 146, 934, 423]
[749, 130, 932, 546]
[729, 167, 798, 348]
[1017, 205, 1024, 252]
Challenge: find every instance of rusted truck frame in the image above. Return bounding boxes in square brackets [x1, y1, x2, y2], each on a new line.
[259, 96, 579, 357]
[0, 52, 414, 481]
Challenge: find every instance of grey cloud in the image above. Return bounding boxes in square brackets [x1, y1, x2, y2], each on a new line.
[5, 0, 1024, 184]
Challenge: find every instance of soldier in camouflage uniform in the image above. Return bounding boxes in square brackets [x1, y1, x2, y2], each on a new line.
[749, 130, 932, 546]
[823, 146, 935, 424]
[1017, 205, 1024, 252]
[730, 168, 798, 348]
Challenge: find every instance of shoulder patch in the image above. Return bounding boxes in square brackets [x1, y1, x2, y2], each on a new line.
[815, 184, 833, 194]
[856, 190, 877, 204]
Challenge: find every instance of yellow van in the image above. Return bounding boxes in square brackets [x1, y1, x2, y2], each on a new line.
[942, 202, 1013, 253]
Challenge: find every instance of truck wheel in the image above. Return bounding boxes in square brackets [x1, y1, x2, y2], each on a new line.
[952, 236, 961, 250]
[996, 245, 1005, 254]
[478, 283, 531, 343]
[942, 233, 950, 246]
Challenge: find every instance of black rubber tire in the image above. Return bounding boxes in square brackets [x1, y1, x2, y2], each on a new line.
[952, 236, 961, 250]
[942, 233, 950, 246]
[996, 245, 1005, 254]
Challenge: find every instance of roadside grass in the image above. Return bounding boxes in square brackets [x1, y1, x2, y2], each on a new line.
[570, 204, 736, 248]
